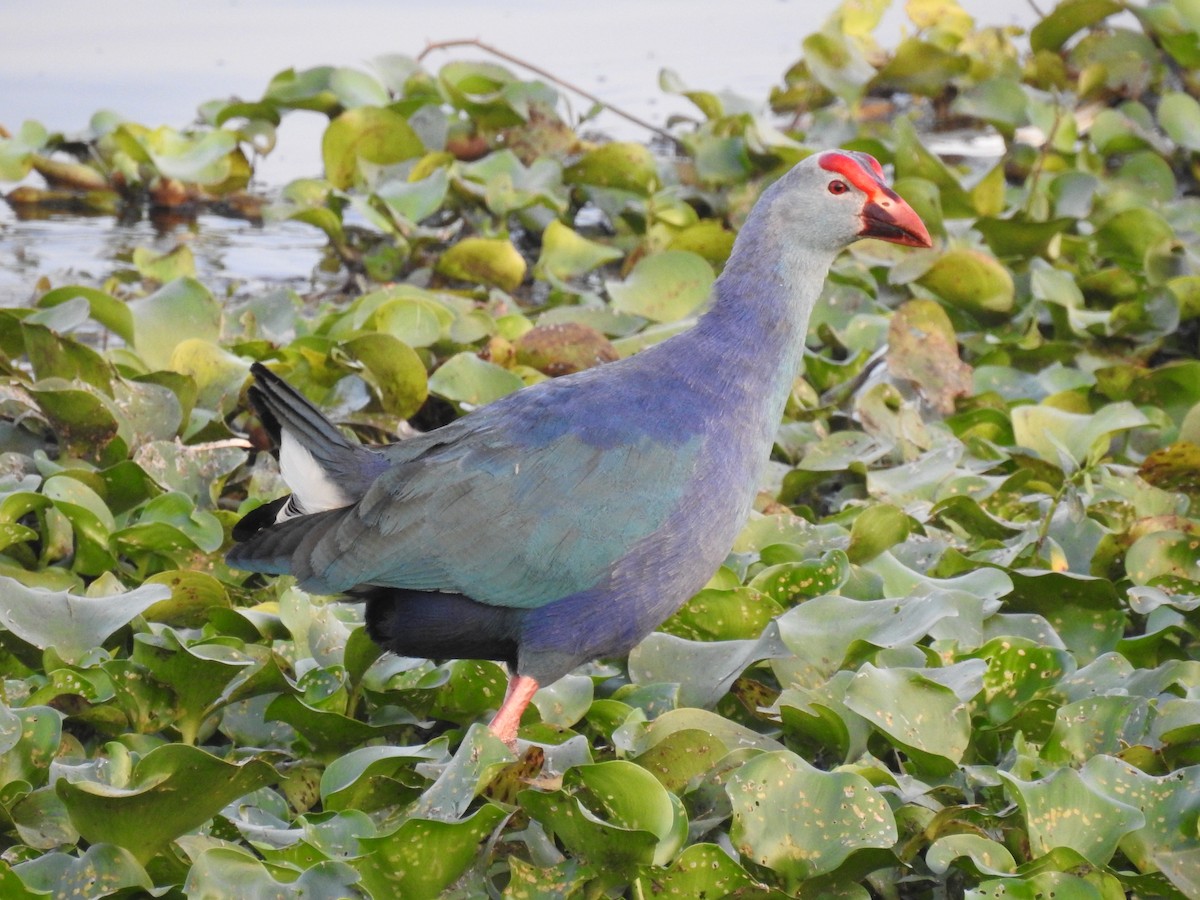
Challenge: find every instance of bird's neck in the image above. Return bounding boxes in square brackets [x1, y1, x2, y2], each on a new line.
[685, 210, 837, 423]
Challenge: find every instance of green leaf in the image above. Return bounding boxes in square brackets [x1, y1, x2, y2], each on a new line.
[132, 244, 197, 283]
[927, 833, 1017, 877]
[727, 750, 897, 886]
[847, 504, 916, 564]
[631, 843, 757, 898]
[916, 248, 1014, 317]
[535, 220, 623, 281]
[1030, 0, 1122, 52]
[342, 332, 429, 418]
[56, 744, 276, 863]
[0, 577, 169, 664]
[322, 106, 423, 189]
[375, 167, 449, 223]
[354, 804, 507, 897]
[1082, 756, 1200, 893]
[844, 663, 979, 766]
[607, 251, 714, 323]
[184, 847, 361, 900]
[428, 352, 524, 407]
[1011, 401, 1149, 464]
[435, 237, 527, 292]
[126, 278, 222, 371]
[11, 844, 151, 898]
[563, 142, 660, 195]
[1000, 766, 1143, 865]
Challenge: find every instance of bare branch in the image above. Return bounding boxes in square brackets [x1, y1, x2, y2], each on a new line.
[418, 37, 685, 152]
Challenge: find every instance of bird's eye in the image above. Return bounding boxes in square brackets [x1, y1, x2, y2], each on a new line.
[828, 180, 849, 195]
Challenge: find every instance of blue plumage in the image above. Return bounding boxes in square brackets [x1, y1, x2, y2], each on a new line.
[227, 150, 932, 744]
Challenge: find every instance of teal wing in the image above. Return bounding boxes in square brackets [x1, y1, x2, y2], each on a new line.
[287, 417, 700, 607]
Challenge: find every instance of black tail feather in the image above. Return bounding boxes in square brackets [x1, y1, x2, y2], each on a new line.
[247, 362, 357, 464]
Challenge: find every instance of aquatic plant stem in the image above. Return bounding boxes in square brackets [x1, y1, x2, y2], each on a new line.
[417, 38, 685, 152]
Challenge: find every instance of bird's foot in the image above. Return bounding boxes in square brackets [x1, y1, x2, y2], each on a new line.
[488, 674, 539, 751]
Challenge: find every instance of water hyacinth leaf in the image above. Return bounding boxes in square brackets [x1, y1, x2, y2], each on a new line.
[410, 725, 514, 820]
[328, 66, 389, 108]
[428, 352, 524, 406]
[126, 278, 221, 371]
[513, 322, 618, 376]
[11, 844, 152, 898]
[885, 299, 972, 414]
[184, 848, 361, 900]
[872, 38, 970, 96]
[773, 591, 962, 687]
[1043, 695, 1152, 764]
[369, 296, 449, 348]
[131, 630, 258, 742]
[802, 31, 875, 103]
[843, 663, 975, 766]
[631, 842, 757, 898]
[892, 119, 976, 216]
[168, 339, 247, 418]
[1125, 530, 1200, 585]
[999, 766, 1143, 865]
[0, 704, 63, 787]
[846, 504, 914, 564]
[141, 126, 240, 185]
[322, 106, 424, 189]
[320, 743, 445, 812]
[110, 378, 184, 445]
[563, 141, 660, 195]
[0, 119, 47, 180]
[132, 244, 196, 283]
[521, 760, 685, 872]
[36, 285, 134, 343]
[975, 216, 1073, 259]
[952, 78, 1029, 134]
[927, 833, 1017, 876]
[620, 707, 785, 757]
[1011, 401, 1148, 464]
[355, 803, 506, 897]
[534, 219, 623, 281]
[628, 622, 789, 709]
[1082, 756, 1200, 892]
[632, 728, 729, 793]
[1030, 0, 1122, 51]
[458, 150, 566, 217]
[1158, 91, 1200, 151]
[979, 638, 1071, 726]
[27, 381, 121, 462]
[916, 248, 1014, 317]
[664, 585, 783, 641]
[435, 237, 526, 292]
[607, 251, 714, 323]
[141, 570, 230, 626]
[967, 871, 1116, 899]
[0, 577, 169, 664]
[375, 166, 449, 224]
[342, 333, 428, 418]
[263, 694, 397, 756]
[571, 760, 687, 865]
[56, 744, 276, 863]
[133, 440, 249, 508]
[1095, 207, 1175, 269]
[727, 750, 897, 885]
[1003, 570, 1125, 663]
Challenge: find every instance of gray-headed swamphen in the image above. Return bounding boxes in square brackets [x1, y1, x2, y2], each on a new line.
[227, 149, 932, 747]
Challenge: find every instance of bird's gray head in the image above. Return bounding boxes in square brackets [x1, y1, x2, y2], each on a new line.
[759, 150, 933, 255]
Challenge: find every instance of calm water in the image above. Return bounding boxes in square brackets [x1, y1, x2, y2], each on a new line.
[0, 0, 1039, 303]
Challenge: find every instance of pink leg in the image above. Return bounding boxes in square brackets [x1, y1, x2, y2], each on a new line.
[488, 674, 539, 749]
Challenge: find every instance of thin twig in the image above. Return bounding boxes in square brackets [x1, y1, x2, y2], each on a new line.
[417, 37, 685, 152]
